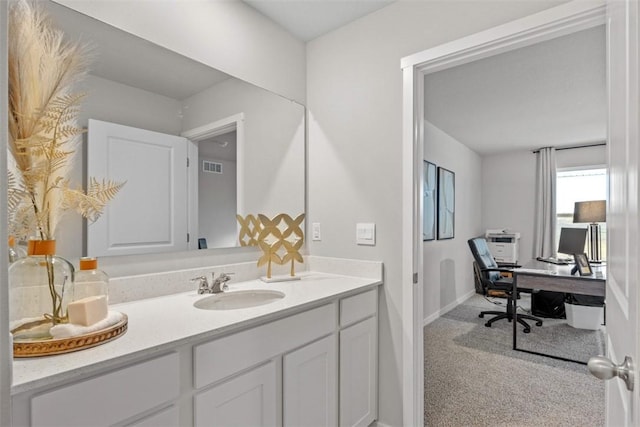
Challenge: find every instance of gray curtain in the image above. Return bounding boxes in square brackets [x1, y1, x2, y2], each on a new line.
[533, 147, 557, 258]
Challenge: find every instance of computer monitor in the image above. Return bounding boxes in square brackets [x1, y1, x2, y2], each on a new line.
[557, 227, 588, 256]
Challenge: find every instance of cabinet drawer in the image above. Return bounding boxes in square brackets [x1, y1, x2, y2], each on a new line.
[31, 352, 180, 427]
[194, 303, 336, 389]
[340, 289, 377, 327]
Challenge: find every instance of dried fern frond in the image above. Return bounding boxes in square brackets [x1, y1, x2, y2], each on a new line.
[7, 0, 99, 239]
[7, 170, 25, 214]
[62, 178, 126, 223]
[8, 202, 38, 241]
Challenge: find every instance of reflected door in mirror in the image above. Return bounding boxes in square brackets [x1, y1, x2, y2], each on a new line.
[87, 119, 189, 257]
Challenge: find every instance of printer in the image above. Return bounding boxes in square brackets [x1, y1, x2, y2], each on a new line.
[485, 230, 520, 264]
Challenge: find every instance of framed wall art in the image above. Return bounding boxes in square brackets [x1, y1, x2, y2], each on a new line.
[437, 167, 455, 240]
[423, 161, 437, 241]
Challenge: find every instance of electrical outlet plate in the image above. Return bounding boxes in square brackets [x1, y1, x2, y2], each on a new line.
[312, 222, 321, 241]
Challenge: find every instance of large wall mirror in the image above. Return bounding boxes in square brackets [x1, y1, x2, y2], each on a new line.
[42, 1, 306, 259]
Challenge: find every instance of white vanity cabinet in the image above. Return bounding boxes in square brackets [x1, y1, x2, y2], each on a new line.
[12, 285, 379, 427]
[125, 405, 181, 427]
[194, 361, 278, 427]
[193, 303, 337, 427]
[14, 352, 181, 427]
[339, 289, 378, 427]
[283, 334, 338, 426]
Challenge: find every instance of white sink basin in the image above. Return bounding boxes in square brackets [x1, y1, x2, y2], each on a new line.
[194, 290, 285, 310]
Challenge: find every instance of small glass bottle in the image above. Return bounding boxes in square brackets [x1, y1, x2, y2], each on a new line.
[74, 257, 109, 301]
[8, 236, 19, 263]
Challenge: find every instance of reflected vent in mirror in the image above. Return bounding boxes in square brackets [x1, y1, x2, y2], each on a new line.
[203, 161, 223, 174]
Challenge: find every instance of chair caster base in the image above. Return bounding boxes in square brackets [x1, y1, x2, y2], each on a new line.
[523, 328, 531, 333]
[536, 321, 543, 326]
[484, 322, 491, 327]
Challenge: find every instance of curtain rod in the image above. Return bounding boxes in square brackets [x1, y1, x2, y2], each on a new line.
[532, 142, 606, 154]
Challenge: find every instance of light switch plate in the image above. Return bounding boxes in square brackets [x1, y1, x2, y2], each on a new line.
[312, 222, 321, 241]
[356, 223, 375, 246]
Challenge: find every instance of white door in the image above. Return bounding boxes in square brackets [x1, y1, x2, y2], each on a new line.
[87, 119, 189, 257]
[592, 1, 640, 424]
[283, 335, 337, 426]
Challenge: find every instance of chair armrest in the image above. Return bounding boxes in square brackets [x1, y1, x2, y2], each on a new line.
[497, 262, 521, 269]
[480, 267, 516, 273]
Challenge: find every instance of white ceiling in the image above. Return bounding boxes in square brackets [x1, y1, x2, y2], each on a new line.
[424, 25, 606, 155]
[243, 0, 394, 42]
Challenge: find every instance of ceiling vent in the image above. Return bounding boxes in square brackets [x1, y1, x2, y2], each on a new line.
[203, 160, 223, 174]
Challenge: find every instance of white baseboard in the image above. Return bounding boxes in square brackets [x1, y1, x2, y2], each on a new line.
[423, 289, 477, 326]
[372, 422, 393, 427]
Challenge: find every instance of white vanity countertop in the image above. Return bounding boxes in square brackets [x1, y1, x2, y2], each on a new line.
[11, 271, 382, 395]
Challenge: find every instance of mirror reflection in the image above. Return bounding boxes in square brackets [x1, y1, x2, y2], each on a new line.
[44, 1, 306, 259]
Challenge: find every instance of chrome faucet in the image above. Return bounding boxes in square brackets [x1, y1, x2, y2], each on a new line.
[191, 273, 234, 294]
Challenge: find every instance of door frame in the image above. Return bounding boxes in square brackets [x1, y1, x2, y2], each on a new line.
[401, 1, 606, 424]
[0, 2, 10, 425]
[182, 113, 245, 250]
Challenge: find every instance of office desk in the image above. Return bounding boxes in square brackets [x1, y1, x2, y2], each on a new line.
[513, 260, 606, 364]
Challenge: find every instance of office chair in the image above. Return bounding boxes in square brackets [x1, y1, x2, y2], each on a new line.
[468, 237, 543, 333]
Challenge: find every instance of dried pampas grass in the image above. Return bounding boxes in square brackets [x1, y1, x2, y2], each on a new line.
[8, 0, 123, 241]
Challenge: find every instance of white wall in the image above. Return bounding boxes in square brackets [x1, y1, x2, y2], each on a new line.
[423, 122, 483, 322]
[0, 2, 10, 424]
[306, 2, 566, 425]
[181, 78, 305, 217]
[53, 0, 306, 104]
[79, 75, 183, 135]
[482, 145, 606, 261]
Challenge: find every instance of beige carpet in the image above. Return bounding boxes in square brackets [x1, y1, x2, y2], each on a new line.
[424, 294, 605, 426]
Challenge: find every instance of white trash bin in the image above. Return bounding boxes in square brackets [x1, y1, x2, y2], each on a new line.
[564, 302, 605, 330]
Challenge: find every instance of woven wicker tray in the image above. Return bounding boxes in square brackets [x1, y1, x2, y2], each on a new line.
[13, 313, 128, 358]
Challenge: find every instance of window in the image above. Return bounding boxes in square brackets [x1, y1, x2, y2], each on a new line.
[556, 168, 607, 260]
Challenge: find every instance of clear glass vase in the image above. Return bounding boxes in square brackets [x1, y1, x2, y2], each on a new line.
[9, 239, 75, 341]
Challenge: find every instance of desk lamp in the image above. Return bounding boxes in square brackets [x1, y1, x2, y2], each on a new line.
[573, 200, 606, 263]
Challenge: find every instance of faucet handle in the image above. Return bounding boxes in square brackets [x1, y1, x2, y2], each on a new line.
[191, 276, 209, 294]
[211, 272, 234, 292]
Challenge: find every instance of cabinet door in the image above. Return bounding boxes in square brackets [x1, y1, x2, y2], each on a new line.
[340, 317, 377, 427]
[194, 361, 277, 427]
[125, 405, 179, 427]
[283, 335, 337, 427]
